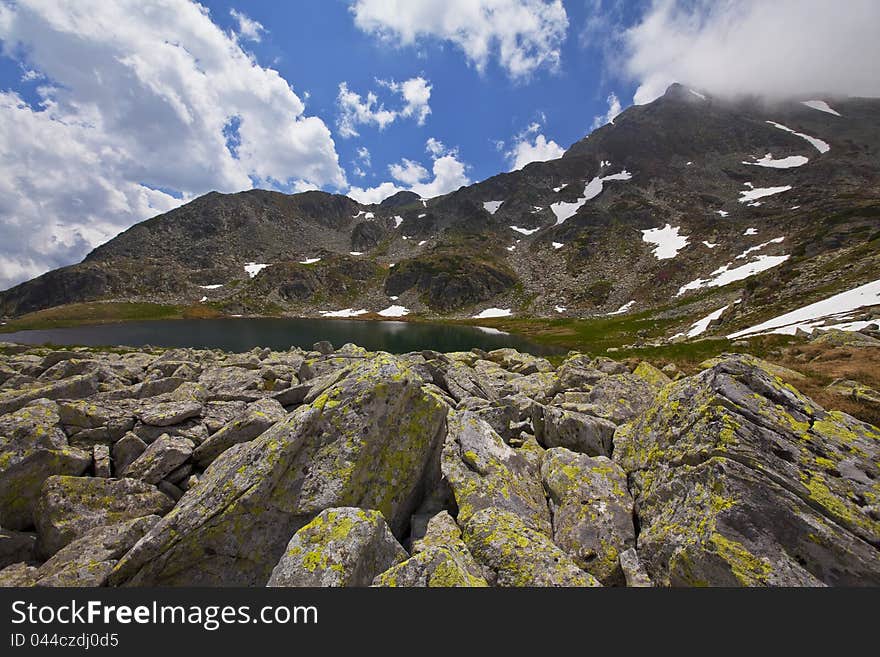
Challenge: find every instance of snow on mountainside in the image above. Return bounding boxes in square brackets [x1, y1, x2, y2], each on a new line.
[1, 84, 878, 346]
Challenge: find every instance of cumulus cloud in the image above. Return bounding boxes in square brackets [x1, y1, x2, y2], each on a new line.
[624, 0, 880, 104]
[505, 121, 565, 171]
[347, 138, 470, 203]
[389, 158, 429, 185]
[0, 0, 345, 290]
[590, 92, 622, 129]
[350, 0, 569, 79]
[229, 8, 265, 42]
[336, 76, 432, 138]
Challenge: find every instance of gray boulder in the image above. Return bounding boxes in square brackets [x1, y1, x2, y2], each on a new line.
[463, 507, 600, 587]
[123, 434, 194, 484]
[0, 400, 91, 530]
[111, 433, 147, 476]
[268, 507, 407, 587]
[538, 406, 616, 456]
[441, 411, 551, 535]
[136, 401, 202, 427]
[0, 529, 36, 569]
[541, 448, 635, 584]
[34, 475, 172, 557]
[193, 398, 286, 467]
[109, 354, 447, 586]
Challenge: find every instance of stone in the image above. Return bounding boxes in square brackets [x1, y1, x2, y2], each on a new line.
[123, 434, 194, 484]
[136, 401, 202, 427]
[313, 341, 335, 355]
[0, 400, 91, 530]
[632, 361, 672, 387]
[267, 507, 407, 587]
[826, 379, 880, 405]
[441, 411, 551, 536]
[538, 406, 616, 456]
[112, 432, 147, 476]
[619, 548, 652, 587]
[0, 529, 36, 569]
[32, 516, 160, 587]
[615, 353, 880, 586]
[34, 475, 173, 557]
[582, 373, 661, 424]
[463, 507, 600, 587]
[193, 398, 286, 467]
[540, 448, 635, 584]
[0, 373, 101, 415]
[499, 371, 559, 404]
[372, 546, 489, 587]
[0, 562, 39, 587]
[109, 354, 447, 586]
[93, 444, 111, 478]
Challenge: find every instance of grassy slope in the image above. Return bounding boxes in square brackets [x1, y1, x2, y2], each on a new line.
[0, 301, 221, 332]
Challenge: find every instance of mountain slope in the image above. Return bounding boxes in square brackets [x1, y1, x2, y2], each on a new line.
[2, 84, 878, 342]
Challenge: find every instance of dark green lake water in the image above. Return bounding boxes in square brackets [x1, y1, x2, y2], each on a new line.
[1, 318, 560, 355]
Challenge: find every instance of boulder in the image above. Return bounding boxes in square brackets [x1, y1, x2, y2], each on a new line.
[123, 434, 194, 484]
[616, 353, 880, 586]
[0, 562, 39, 587]
[582, 373, 661, 424]
[34, 475, 172, 557]
[193, 398, 286, 467]
[0, 373, 101, 415]
[538, 406, 616, 456]
[372, 546, 488, 587]
[32, 516, 160, 587]
[619, 548, 653, 587]
[267, 508, 407, 587]
[0, 400, 91, 530]
[136, 401, 202, 427]
[56, 399, 137, 444]
[93, 444, 111, 478]
[109, 354, 447, 586]
[441, 411, 550, 535]
[313, 341, 334, 355]
[0, 529, 36, 569]
[632, 361, 672, 387]
[540, 448, 635, 584]
[463, 507, 600, 587]
[111, 433, 147, 476]
[499, 371, 559, 404]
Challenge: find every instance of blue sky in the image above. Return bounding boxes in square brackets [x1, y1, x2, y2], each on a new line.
[0, 0, 876, 290]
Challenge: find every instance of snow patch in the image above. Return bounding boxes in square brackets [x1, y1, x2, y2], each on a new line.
[738, 184, 792, 203]
[744, 228, 758, 236]
[677, 255, 790, 296]
[510, 225, 540, 235]
[553, 183, 568, 192]
[736, 237, 784, 260]
[689, 89, 707, 100]
[554, 306, 566, 313]
[417, 240, 426, 246]
[349, 251, 363, 256]
[716, 210, 729, 217]
[550, 170, 631, 225]
[417, 213, 426, 218]
[728, 278, 880, 338]
[641, 224, 689, 259]
[743, 153, 808, 169]
[377, 305, 410, 317]
[483, 201, 503, 215]
[802, 100, 841, 117]
[474, 326, 509, 335]
[199, 284, 223, 289]
[394, 215, 403, 228]
[472, 307, 512, 319]
[767, 121, 830, 153]
[364, 212, 374, 219]
[199, 296, 207, 303]
[607, 301, 635, 315]
[299, 257, 321, 265]
[702, 241, 718, 248]
[320, 308, 368, 318]
[244, 262, 269, 278]
[552, 242, 564, 250]
[506, 245, 516, 252]
[683, 304, 729, 338]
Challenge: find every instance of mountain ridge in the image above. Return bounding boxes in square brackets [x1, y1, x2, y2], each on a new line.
[2, 83, 878, 343]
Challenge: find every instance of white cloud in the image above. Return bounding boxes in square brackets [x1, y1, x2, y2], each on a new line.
[624, 0, 880, 104]
[348, 139, 471, 203]
[591, 92, 622, 129]
[389, 158, 429, 185]
[229, 8, 265, 42]
[0, 0, 344, 290]
[351, 0, 569, 79]
[504, 121, 565, 171]
[336, 76, 432, 138]
[356, 146, 372, 167]
[425, 137, 448, 157]
[380, 76, 432, 125]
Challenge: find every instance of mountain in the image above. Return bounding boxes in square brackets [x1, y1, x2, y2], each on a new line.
[2, 84, 879, 341]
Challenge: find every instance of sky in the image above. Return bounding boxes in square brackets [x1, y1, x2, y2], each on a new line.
[0, 0, 878, 290]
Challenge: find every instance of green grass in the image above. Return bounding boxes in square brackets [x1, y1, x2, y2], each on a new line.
[0, 301, 219, 332]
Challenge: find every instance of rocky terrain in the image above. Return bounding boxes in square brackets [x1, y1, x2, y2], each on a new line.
[1, 339, 878, 587]
[1, 85, 878, 342]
